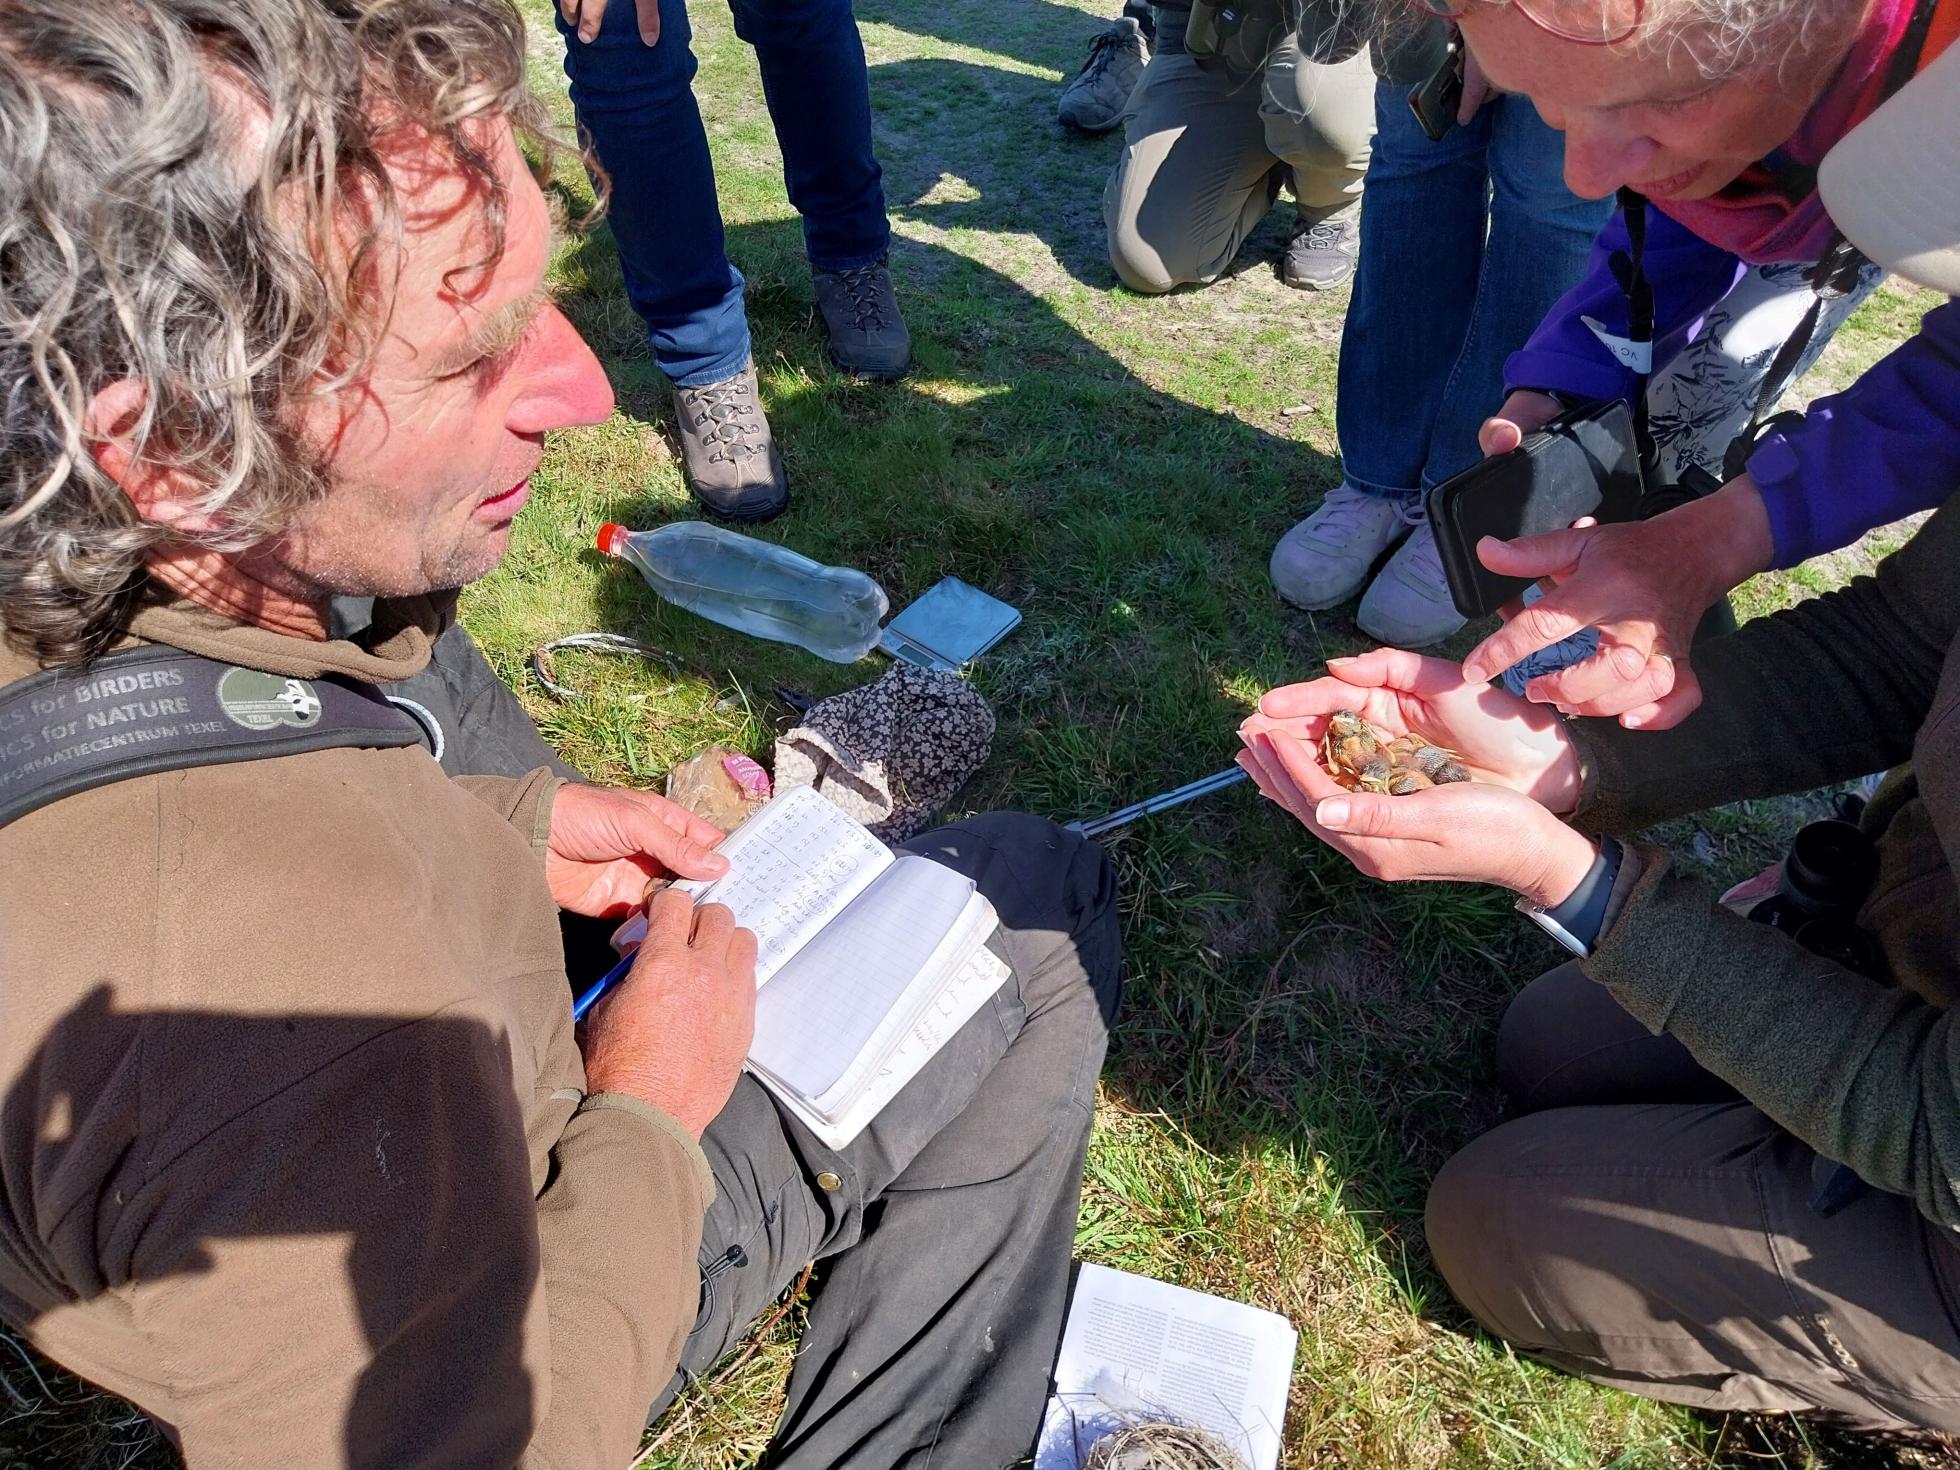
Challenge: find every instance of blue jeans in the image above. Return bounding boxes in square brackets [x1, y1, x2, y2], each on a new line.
[1335, 82, 1611, 500]
[556, 0, 891, 387]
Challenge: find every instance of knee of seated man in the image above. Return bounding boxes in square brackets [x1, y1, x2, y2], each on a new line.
[1103, 152, 1207, 294]
[1274, 125, 1367, 186]
[1492, 964, 1591, 1104]
[1108, 222, 1187, 295]
[948, 811, 1124, 1024]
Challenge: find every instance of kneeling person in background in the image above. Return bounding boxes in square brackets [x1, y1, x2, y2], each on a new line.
[1103, 3, 1375, 293]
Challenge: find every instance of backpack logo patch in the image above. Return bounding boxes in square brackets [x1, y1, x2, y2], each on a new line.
[216, 668, 324, 731]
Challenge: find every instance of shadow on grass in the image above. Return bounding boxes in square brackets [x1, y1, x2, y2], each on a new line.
[546, 187, 1344, 740]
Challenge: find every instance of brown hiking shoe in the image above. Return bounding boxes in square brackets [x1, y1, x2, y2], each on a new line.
[811, 256, 912, 381]
[671, 361, 789, 522]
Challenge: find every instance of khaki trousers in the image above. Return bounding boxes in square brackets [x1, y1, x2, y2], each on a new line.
[1103, 38, 1375, 293]
[1426, 964, 1960, 1436]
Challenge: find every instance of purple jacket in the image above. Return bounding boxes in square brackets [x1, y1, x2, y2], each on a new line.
[1505, 205, 1960, 569]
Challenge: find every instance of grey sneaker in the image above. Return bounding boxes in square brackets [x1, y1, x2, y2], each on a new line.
[811, 255, 912, 381]
[1357, 519, 1468, 647]
[1269, 483, 1409, 610]
[1058, 17, 1149, 135]
[1282, 205, 1360, 291]
[671, 361, 789, 522]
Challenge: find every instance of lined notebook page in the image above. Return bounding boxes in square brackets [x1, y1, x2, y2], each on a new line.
[755, 944, 1011, 1150]
[748, 854, 978, 1101]
[674, 785, 891, 986]
[811, 883, 995, 1116]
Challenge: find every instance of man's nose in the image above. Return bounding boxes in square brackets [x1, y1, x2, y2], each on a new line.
[507, 306, 614, 435]
[1560, 121, 1654, 200]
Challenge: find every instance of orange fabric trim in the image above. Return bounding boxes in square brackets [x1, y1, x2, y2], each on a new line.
[1921, 0, 1960, 68]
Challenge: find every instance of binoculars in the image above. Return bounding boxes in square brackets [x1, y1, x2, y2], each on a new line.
[1747, 817, 1882, 977]
[1748, 817, 1883, 1216]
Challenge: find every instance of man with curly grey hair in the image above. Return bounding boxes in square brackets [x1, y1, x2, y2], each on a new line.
[0, 2, 1122, 1466]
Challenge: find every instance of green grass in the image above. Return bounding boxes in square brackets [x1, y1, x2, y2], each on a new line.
[496, 6, 1939, 1465]
[2, 3, 1945, 1467]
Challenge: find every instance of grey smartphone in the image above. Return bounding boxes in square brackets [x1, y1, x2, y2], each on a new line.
[1407, 35, 1465, 142]
[1425, 399, 1645, 620]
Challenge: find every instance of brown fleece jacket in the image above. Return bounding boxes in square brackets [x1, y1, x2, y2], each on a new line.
[0, 596, 713, 1469]
[1571, 491, 1960, 1232]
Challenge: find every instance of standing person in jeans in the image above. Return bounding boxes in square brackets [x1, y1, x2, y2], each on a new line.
[1268, 18, 1613, 647]
[1102, 7, 1376, 294]
[558, 0, 910, 522]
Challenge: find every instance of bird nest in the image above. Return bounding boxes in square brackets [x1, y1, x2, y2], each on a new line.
[1080, 1419, 1249, 1470]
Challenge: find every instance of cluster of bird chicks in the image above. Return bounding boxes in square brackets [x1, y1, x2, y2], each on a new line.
[1320, 710, 1472, 796]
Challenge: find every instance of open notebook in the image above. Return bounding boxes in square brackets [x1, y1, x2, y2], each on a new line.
[1035, 1264, 1297, 1470]
[619, 785, 1007, 1148]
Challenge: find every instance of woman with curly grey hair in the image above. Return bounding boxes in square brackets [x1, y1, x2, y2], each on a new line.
[1433, 0, 1960, 728]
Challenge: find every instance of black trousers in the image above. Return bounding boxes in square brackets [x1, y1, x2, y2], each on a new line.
[675, 812, 1121, 1467]
[364, 613, 1125, 1467]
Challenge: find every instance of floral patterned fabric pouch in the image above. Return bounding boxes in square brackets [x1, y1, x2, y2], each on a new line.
[773, 663, 995, 841]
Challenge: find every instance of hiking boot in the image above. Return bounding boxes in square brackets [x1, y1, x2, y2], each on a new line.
[671, 361, 789, 522]
[1057, 17, 1149, 135]
[1282, 204, 1360, 291]
[1358, 519, 1468, 647]
[811, 255, 912, 380]
[1269, 483, 1409, 610]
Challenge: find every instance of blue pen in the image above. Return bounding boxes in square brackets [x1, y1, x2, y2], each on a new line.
[571, 948, 636, 1023]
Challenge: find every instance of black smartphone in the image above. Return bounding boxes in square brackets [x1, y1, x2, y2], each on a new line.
[1425, 399, 1644, 619]
[1406, 36, 1464, 143]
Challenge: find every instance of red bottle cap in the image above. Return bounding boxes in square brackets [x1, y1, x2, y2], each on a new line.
[596, 523, 628, 556]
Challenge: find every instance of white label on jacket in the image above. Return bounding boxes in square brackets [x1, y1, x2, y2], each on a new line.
[1582, 315, 1654, 374]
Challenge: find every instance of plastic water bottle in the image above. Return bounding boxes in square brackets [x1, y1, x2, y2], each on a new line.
[597, 521, 889, 663]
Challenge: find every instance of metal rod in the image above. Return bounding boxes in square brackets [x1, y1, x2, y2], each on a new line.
[1068, 766, 1249, 838]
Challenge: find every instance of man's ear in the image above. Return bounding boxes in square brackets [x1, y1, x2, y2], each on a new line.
[86, 379, 222, 534]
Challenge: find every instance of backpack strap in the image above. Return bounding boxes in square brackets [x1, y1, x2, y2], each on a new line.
[0, 643, 426, 830]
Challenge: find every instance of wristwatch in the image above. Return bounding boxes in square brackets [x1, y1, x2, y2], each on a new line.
[1515, 835, 1624, 958]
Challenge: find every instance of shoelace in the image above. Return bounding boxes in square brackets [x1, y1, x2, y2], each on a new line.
[1074, 24, 1134, 85]
[827, 261, 891, 332]
[685, 378, 767, 466]
[1293, 216, 1353, 255]
[1392, 500, 1447, 581]
[1305, 485, 1394, 545]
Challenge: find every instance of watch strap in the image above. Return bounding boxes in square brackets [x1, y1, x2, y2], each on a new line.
[1542, 834, 1624, 953]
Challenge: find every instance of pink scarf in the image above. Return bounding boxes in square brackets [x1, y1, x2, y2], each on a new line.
[1656, 0, 1932, 263]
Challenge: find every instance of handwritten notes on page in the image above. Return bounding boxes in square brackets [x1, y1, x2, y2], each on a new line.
[674, 785, 890, 986]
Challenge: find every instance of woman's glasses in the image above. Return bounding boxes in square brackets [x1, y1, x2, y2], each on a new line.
[1414, 0, 1644, 46]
